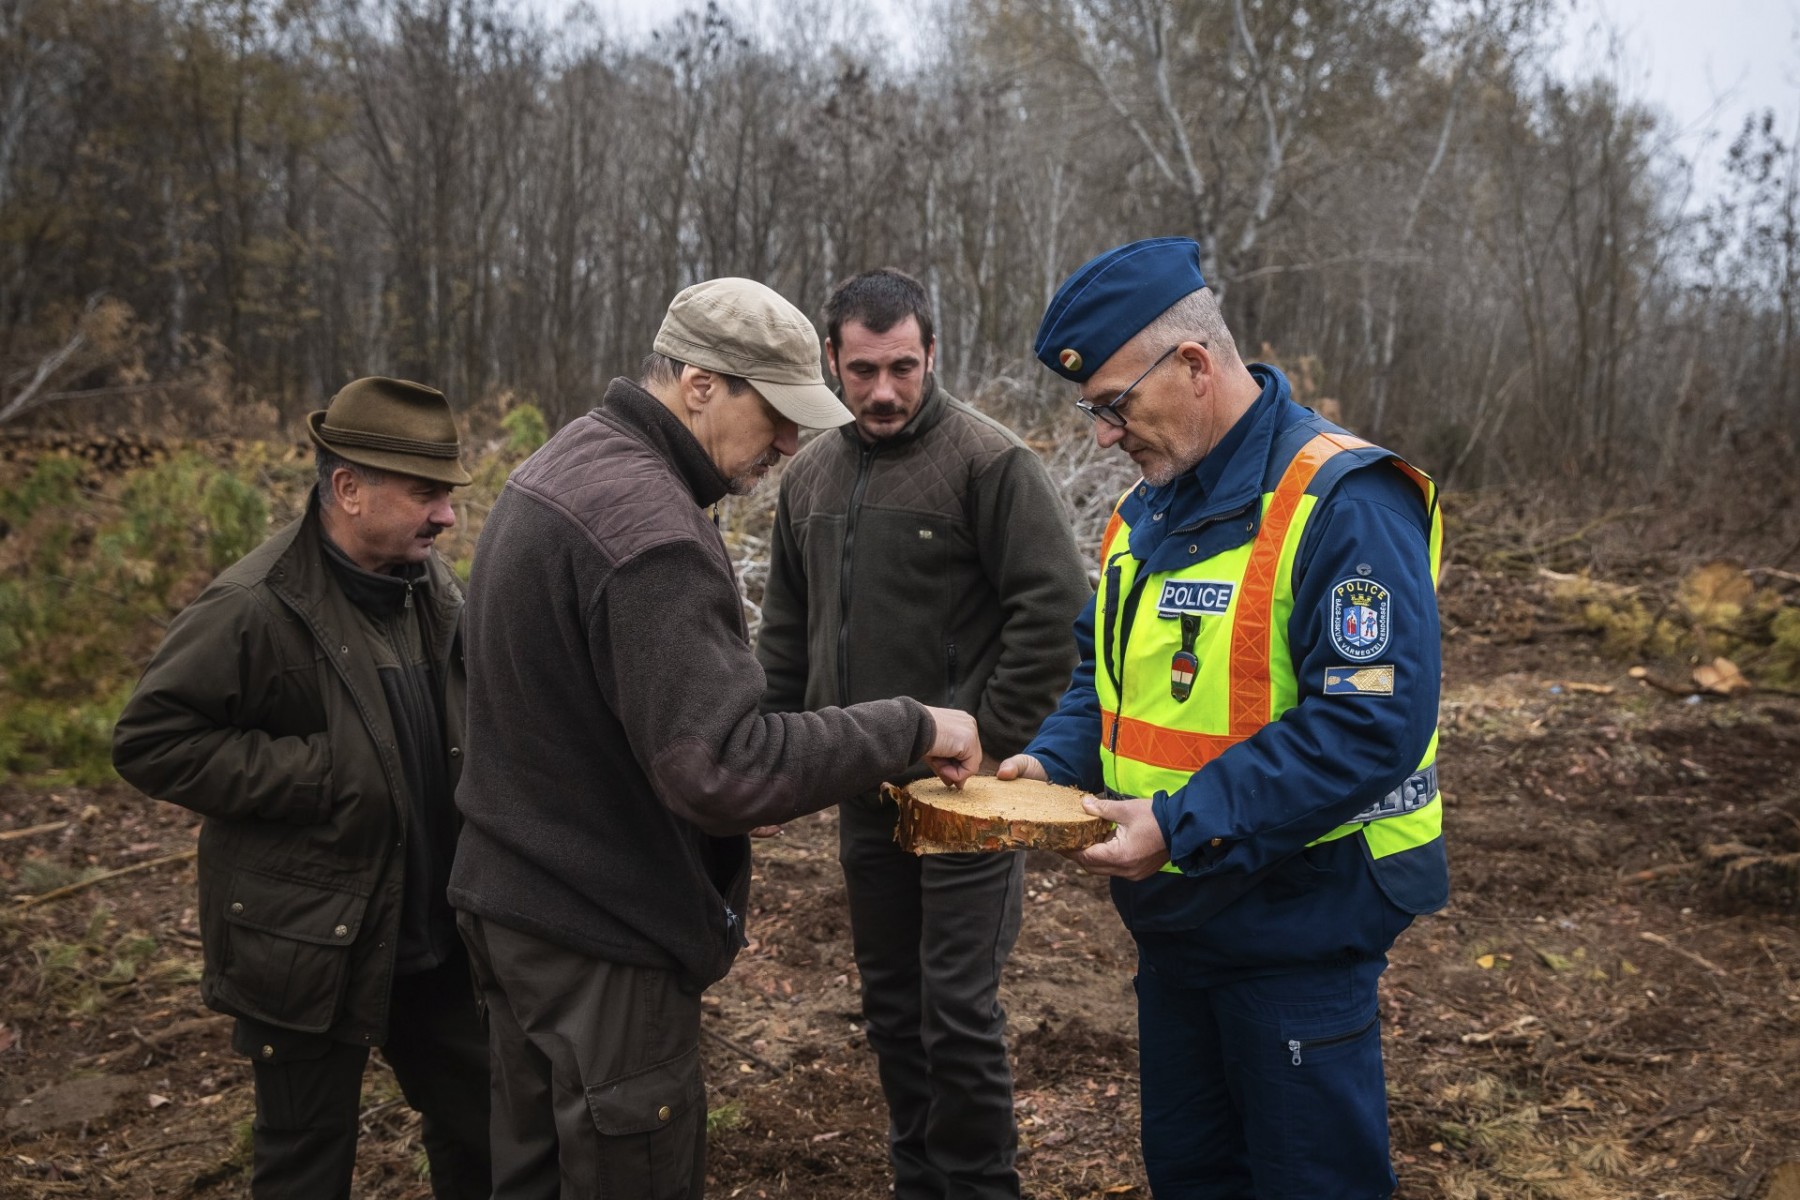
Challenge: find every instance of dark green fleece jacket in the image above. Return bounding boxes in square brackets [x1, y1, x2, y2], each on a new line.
[756, 379, 1091, 768]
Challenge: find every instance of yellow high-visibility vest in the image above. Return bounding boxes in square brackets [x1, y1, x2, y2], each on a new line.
[1094, 430, 1445, 872]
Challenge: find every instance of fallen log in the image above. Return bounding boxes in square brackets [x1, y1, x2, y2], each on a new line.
[1620, 861, 1697, 885]
[11, 848, 197, 909]
[885, 776, 1111, 855]
[0, 821, 68, 843]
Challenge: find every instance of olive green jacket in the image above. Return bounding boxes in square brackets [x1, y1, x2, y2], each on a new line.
[112, 498, 465, 1046]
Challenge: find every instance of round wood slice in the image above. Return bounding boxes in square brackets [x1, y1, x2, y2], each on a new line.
[883, 775, 1111, 855]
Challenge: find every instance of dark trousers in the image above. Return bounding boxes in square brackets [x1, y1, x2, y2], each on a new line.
[234, 951, 492, 1200]
[839, 792, 1025, 1200]
[458, 912, 706, 1200]
[1135, 955, 1394, 1199]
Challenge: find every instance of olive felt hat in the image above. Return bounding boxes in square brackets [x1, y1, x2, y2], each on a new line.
[306, 377, 472, 486]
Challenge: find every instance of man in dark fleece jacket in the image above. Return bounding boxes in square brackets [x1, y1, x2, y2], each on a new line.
[449, 277, 982, 1200]
[756, 269, 1090, 1200]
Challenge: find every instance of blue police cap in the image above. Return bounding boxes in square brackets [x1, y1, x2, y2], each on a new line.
[1034, 237, 1208, 384]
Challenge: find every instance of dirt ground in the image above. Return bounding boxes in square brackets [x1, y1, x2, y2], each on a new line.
[4, 559, 1800, 1199]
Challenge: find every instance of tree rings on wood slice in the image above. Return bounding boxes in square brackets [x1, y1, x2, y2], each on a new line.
[883, 776, 1112, 855]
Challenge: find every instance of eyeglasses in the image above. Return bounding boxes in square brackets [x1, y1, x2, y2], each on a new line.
[1074, 344, 1181, 428]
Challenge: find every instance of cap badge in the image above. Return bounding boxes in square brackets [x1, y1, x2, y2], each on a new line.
[1059, 348, 1083, 372]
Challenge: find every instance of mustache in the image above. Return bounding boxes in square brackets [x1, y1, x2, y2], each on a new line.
[416, 523, 449, 538]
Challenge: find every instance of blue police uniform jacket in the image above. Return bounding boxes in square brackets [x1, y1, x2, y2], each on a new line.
[1025, 364, 1448, 981]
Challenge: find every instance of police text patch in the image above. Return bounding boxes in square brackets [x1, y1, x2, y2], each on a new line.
[1324, 665, 1395, 695]
[1330, 577, 1391, 661]
[1157, 579, 1236, 618]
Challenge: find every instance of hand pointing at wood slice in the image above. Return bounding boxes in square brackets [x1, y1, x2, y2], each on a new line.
[921, 706, 982, 786]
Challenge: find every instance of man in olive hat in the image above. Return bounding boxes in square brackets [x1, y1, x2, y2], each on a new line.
[450, 278, 984, 1198]
[114, 377, 491, 1200]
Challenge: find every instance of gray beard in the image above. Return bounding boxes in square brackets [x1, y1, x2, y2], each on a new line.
[727, 453, 780, 495]
[1140, 460, 1182, 487]
[1141, 404, 1219, 487]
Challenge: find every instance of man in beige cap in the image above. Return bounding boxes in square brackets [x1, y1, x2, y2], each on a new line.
[450, 278, 984, 1198]
[112, 378, 490, 1199]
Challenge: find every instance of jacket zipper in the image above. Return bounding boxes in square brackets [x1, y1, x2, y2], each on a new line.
[1102, 556, 1124, 751]
[1286, 1013, 1378, 1065]
[945, 640, 958, 706]
[836, 442, 877, 703]
[1110, 572, 1150, 753]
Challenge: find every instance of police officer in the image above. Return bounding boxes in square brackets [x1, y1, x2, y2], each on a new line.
[997, 238, 1447, 1199]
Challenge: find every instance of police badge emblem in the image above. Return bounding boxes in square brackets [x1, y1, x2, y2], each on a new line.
[1330, 577, 1392, 662]
[1170, 614, 1200, 701]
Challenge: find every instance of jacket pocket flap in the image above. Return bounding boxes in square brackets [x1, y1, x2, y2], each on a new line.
[585, 1046, 700, 1136]
[221, 871, 369, 945]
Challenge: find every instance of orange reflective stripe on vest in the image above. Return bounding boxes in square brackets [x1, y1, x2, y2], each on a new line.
[1099, 503, 1127, 564]
[1097, 709, 1236, 773]
[1227, 432, 1369, 736]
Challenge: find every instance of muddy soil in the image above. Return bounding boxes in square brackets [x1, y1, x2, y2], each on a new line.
[4, 561, 1799, 1199]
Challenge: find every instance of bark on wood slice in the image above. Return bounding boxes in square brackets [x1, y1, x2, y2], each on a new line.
[883, 776, 1111, 855]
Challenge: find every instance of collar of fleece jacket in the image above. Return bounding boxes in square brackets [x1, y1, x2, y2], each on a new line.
[600, 377, 734, 510]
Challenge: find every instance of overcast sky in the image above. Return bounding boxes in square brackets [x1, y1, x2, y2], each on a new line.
[1551, 0, 1800, 198]
[538, 0, 1800, 201]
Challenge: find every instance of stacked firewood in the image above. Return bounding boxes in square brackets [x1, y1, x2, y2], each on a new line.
[0, 430, 171, 474]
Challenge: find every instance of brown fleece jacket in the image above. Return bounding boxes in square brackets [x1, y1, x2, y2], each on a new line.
[448, 378, 935, 991]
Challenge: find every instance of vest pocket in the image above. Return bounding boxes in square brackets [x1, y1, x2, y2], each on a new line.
[1360, 826, 1451, 915]
[213, 869, 368, 1033]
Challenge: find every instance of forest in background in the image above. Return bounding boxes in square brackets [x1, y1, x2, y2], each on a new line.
[1, 0, 1797, 498]
[7, 5, 1800, 1194]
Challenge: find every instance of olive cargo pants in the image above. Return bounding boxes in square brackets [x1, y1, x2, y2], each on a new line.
[458, 912, 706, 1200]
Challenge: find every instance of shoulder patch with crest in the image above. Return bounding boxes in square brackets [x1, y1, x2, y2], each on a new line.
[1330, 577, 1391, 662]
